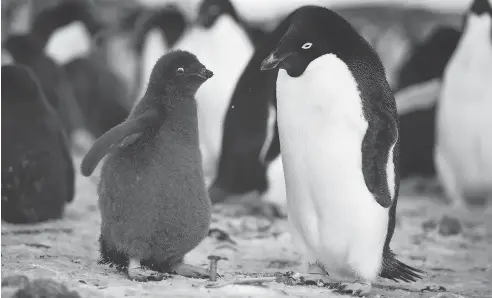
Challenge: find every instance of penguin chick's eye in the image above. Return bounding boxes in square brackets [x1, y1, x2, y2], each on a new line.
[301, 42, 313, 49]
[176, 67, 184, 75]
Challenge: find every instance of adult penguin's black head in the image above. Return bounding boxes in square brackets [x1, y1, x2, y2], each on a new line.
[196, 0, 239, 28]
[462, 0, 492, 42]
[260, 6, 363, 78]
[146, 50, 214, 97]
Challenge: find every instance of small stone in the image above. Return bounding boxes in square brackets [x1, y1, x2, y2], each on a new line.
[14, 278, 81, 298]
[2, 275, 30, 288]
[422, 219, 437, 231]
[421, 285, 447, 292]
[438, 215, 462, 236]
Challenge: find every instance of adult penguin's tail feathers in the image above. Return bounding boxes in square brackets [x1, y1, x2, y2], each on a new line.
[379, 249, 425, 282]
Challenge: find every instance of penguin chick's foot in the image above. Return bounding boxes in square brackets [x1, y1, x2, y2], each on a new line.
[127, 258, 165, 282]
[332, 280, 371, 297]
[171, 263, 210, 278]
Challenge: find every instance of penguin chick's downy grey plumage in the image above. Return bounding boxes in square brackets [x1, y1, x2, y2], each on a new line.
[260, 6, 424, 296]
[1, 64, 75, 224]
[80, 50, 214, 282]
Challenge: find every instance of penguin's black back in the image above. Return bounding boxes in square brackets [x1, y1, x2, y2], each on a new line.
[64, 57, 129, 138]
[1, 64, 75, 224]
[3, 34, 86, 139]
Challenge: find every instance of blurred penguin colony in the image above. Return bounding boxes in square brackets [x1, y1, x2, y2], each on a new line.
[1, 0, 491, 224]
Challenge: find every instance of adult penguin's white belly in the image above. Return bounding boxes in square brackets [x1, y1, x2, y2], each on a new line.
[45, 21, 91, 64]
[137, 29, 169, 101]
[436, 14, 492, 203]
[276, 54, 388, 276]
[173, 15, 254, 185]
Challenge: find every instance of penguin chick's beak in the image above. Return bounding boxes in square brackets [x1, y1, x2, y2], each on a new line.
[260, 50, 293, 71]
[193, 68, 214, 79]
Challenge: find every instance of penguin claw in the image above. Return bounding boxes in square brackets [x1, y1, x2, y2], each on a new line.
[127, 270, 165, 282]
[327, 282, 341, 289]
[332, 282, 370, 297]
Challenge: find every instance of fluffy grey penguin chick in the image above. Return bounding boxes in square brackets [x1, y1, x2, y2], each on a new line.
[80, 50, 214, 282]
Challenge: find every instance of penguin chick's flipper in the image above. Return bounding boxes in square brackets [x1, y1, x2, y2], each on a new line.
[80, 109, 161, 176]
[361, 107, 399, 208]
[332, 281, 371, 297]
[171, 263, 210, 279]
[127, 258, 165, 282]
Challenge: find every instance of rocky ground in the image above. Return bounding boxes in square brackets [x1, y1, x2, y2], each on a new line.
[2, 153, 491, 298]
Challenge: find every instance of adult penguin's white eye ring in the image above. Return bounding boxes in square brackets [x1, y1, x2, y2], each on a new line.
[302, 42, 313, 49]
[176, 67, 184, 75]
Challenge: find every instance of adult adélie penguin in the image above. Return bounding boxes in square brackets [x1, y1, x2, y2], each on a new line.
[435, 0, 492, 207]
[260, 6, 424, 296]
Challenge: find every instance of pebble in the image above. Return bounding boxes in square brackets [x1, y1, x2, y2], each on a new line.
[1, 276, 81, 298]
[422, 219, 438, 231]
[438, 215, 462, 236]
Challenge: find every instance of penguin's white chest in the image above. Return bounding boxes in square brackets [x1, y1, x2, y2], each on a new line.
[437, 15, 492, 192]
[45, 21, 91, 64]
[276, 54, 388, 278]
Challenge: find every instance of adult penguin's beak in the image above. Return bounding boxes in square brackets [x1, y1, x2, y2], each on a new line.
[260, 49, 293, 71]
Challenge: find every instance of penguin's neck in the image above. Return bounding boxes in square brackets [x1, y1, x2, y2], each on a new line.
[141, 88, 198, 124]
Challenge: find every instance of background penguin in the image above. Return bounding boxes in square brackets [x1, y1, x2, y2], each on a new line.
[32, 0, 103, 65]
[393, 27, 460, 181]
[260, 6, 423, 296]
[208, 13, 293, 213]
[28, 0, 131, 141]
[63, 54, 130, 139]
[196, 0, 269, 49]
[94, 8, 148, 110]
[172, 1, 254, 186]
[134, 4, 188, 102]
[210, 7, 330, 214]
[80, 50, 214, 281]
[1, 64, 75, 224]
[3, 34, 86, 144]
[435, 0, 492, 207]
[396, 26, 461, 91]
